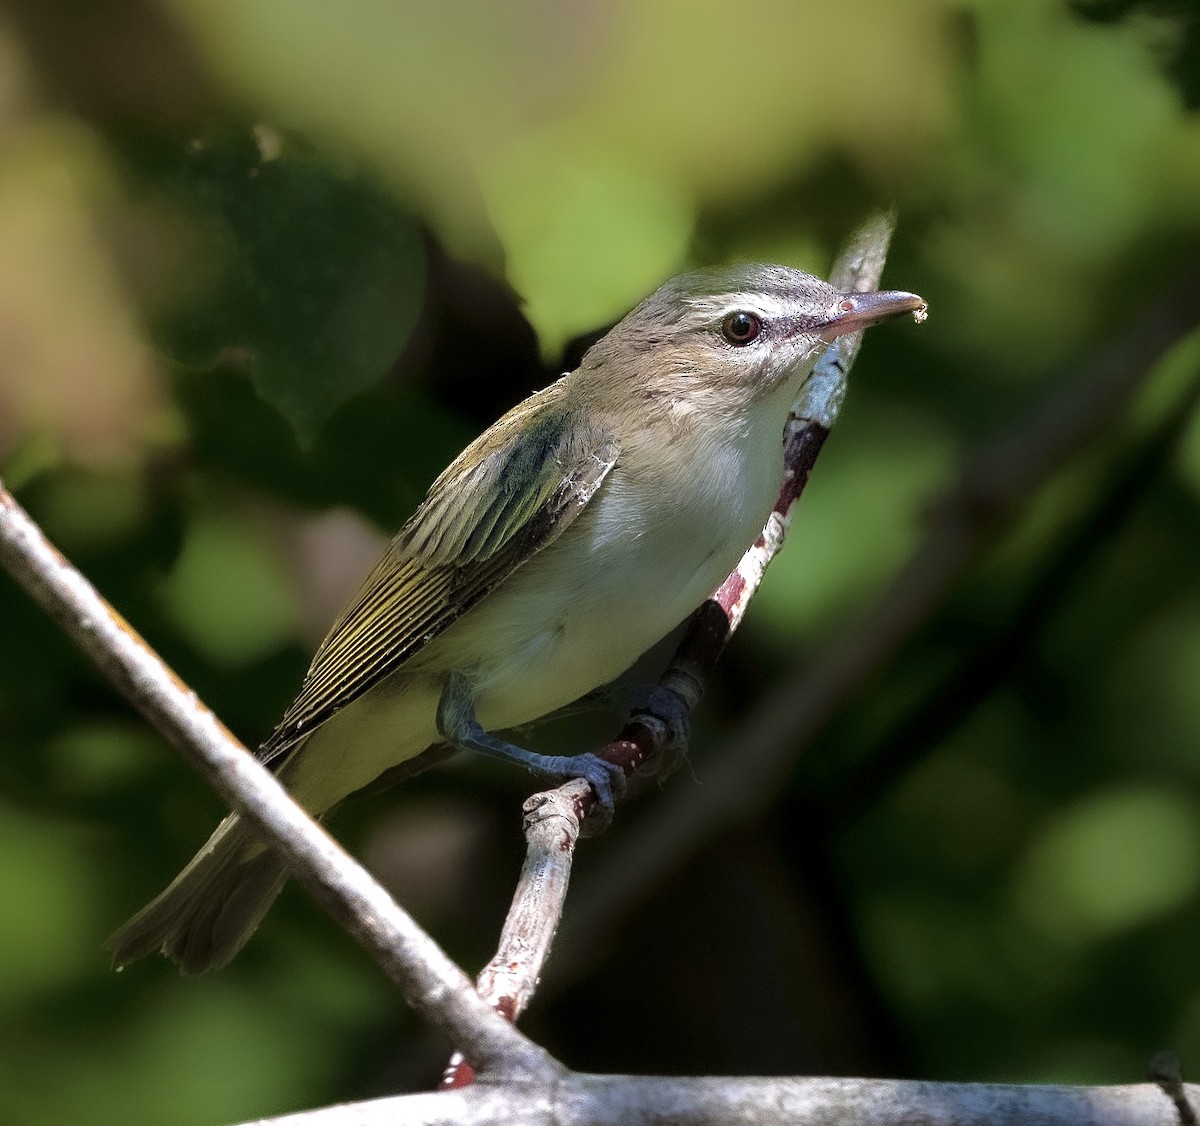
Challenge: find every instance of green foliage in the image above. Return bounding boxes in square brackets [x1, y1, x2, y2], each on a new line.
[142, 131, 426, 445]
[483, 132, 695, 357]
[755, 398, 953, 633]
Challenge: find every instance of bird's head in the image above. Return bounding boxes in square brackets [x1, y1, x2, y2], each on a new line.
[580, 263, 925, 410]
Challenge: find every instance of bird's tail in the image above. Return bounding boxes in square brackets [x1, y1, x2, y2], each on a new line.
[106, 813, 290, 974]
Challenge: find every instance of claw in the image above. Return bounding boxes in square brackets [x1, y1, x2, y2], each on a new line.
[544, 752, 627, 813]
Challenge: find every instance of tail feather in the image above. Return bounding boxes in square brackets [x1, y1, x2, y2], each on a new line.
[107, 814, 289, 974]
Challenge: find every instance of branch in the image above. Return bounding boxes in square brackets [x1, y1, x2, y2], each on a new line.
[236, 1075, 1197, 1126]
[592, 210, 906, 792]
[440, 213, 909, 1084]
[0, 481, 559, 1082]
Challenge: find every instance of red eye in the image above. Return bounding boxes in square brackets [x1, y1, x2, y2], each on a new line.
[721, 311, 761, 346]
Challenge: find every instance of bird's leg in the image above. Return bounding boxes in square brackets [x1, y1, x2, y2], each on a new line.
[436, 672, 627, 812]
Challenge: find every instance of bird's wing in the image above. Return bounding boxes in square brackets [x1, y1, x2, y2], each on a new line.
[260, 381, 618, 761]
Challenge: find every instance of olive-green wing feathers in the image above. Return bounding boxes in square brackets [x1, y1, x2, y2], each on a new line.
[260, 382, 618, 760]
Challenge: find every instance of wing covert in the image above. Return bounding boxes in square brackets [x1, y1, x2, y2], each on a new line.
[260, 383, 617, 761]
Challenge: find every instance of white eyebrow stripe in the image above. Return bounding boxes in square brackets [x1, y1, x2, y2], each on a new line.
[683, 293, 798, 320]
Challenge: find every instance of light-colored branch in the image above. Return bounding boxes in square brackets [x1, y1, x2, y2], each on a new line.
[474, 781, 588, 1008]
[563, 210, 901, 813]
[0, 481, 559, 1083]
[443, 780, 590, 1085]
[236, 1075, 1196, 1126]
[438, 215, 905, 1082]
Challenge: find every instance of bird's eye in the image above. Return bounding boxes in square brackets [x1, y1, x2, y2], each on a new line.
[721, 311, 762, 346]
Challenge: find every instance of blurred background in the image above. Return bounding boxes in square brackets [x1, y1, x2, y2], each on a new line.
[2, 0, 1200, 1122]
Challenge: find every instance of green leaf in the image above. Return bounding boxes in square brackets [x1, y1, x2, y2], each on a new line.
[148, 130, 425, 445]
[480, 131, 693, 358]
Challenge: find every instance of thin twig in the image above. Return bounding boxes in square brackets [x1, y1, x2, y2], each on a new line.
[570, 211, 901, 808]
[443, 779, 591, 1087]
[0, 481, 559, 1083]
[591, 210, 902, 793]
[440, 214, 905, 1082]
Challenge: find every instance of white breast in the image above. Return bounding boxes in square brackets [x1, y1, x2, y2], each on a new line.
[442, 386, 793, 732]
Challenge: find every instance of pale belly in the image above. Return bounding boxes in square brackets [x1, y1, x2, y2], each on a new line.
[460, 507, 743, 730]
[428, 424, 785, 732]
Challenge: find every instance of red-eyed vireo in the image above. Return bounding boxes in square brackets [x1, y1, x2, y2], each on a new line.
[108, 264, 925, 972]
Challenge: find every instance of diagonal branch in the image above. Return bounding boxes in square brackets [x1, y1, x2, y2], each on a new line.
[0, 481, 559, 1083]
[592, 210, 907, 794]
[442, 214, 910, 1083]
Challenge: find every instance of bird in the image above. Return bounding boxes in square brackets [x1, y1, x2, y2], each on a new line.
[108, 262, 925, 973]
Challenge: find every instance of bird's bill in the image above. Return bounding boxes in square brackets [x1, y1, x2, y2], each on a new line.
[818, 290, 928, 341]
